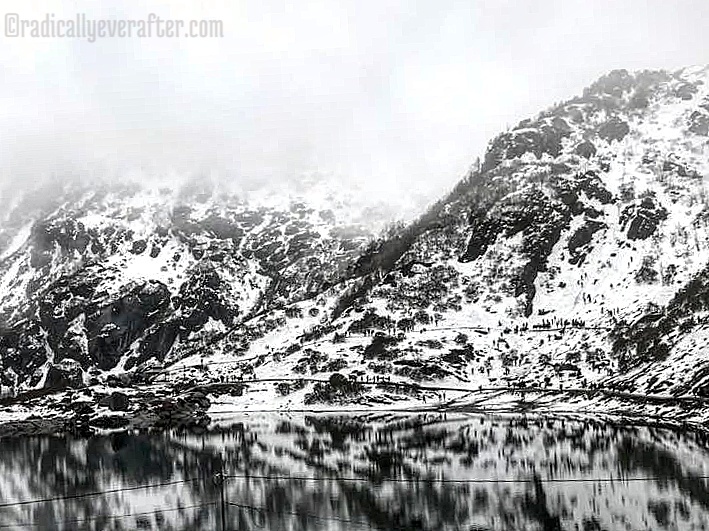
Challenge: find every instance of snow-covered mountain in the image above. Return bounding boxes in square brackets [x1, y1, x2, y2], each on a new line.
[4, 65, 709, 405]
[0, 174, 412, 390]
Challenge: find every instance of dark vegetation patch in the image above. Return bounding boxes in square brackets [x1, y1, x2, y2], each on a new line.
[416, 339, 443, 349]
[293, 349, 329, 375]
[440, 344, 478, 366]
[276, 379, 306, 396]
[635, 256, 659, 284]
[393, 359, 451, 381]
[348, 310, 394, 334]
[303, 374, 365, 405]
[363, 335, 401, 361]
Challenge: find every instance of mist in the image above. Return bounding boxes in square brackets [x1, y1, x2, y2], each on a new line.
[2, 0, 709, 204]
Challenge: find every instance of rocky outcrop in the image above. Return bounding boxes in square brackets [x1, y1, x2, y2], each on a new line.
[44, 360, 84, 390]
[620, 195, 668, 241]
[101, 391, 130, 411]
[568, 219, 606, 265]
[150, 391, 211, 432]
[688, 110, 709, 135]
[174, 263, 237, 330]
[484, 120, 571, 171]
[1, 321, 49, 387]
[612, 263, 709, 374]
[84, 281, 171, 370]
[597, 117, 630, 142]
[675, 81, 699, 100]
[574, 140, 597, 159]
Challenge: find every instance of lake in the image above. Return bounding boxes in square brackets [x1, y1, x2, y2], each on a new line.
[1, 412, 708, 530]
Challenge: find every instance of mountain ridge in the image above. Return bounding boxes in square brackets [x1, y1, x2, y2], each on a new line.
[3, 65, 709, 414]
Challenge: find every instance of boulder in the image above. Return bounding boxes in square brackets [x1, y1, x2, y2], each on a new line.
[107, 391, 130, 411]
[44, 361, 84, 390]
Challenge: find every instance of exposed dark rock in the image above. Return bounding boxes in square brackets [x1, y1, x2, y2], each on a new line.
[568, 220, 606, 265]
[106, 391, 130, 412]
[635, 256, 659, 284]
[29, 218, 94, 267]
[1, 321, 49, 384]
[568, 171, 613, 204]
[675, 82, 698, 100]
[393, 359, 451, 380]
[505, 190, 570, 316]
[86, 281, 171, 370]
[585, 69, 635, 97]
[329, 372, 349, 389]
[462, 184, 577, 316]
[130, 240, 147, 254]
[441, 344, 476, 365]
[276, 379, 306, 396]
[173, 263, 238, 332]
[484, 123, 569, 171]
[663, 159, 691, 176]
[44, 361, 84, 390]
[574, 140, 597, 159]
[363, 335, 400, 360]
[460, 213, 502, 262]
[597, 118, 630, 142]
[688, 110, 709, 136]
[612, 263, 709, 372]
[137, 321, 180, 365]
[151, 395, 212, 430]
[71, 402, 94, 416]
[620, 196, 668, 240]
[184, 391, 211, 410]
[3, 66, 709, 404]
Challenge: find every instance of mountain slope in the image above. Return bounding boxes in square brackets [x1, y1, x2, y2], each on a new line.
[4, 66, 709, 407]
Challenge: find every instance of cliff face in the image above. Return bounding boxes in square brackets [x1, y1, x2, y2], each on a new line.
[0, 176, 392, 389]
[4, 66, 709, 398]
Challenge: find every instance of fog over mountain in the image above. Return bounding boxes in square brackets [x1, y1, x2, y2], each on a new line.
[3, 0, 709, 205]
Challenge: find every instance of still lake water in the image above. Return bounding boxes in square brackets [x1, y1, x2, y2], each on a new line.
[1, 412, 708, 530]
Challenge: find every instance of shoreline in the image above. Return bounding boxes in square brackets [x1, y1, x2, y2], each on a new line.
[2, 380, 708, 439]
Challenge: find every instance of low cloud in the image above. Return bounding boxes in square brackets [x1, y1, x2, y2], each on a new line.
[1, 0, 708, 201]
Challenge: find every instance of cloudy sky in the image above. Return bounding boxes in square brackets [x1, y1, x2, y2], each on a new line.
[1, 0, 708, 201]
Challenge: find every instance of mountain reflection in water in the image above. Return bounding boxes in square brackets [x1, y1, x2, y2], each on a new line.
[1, 412, 708, 530]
